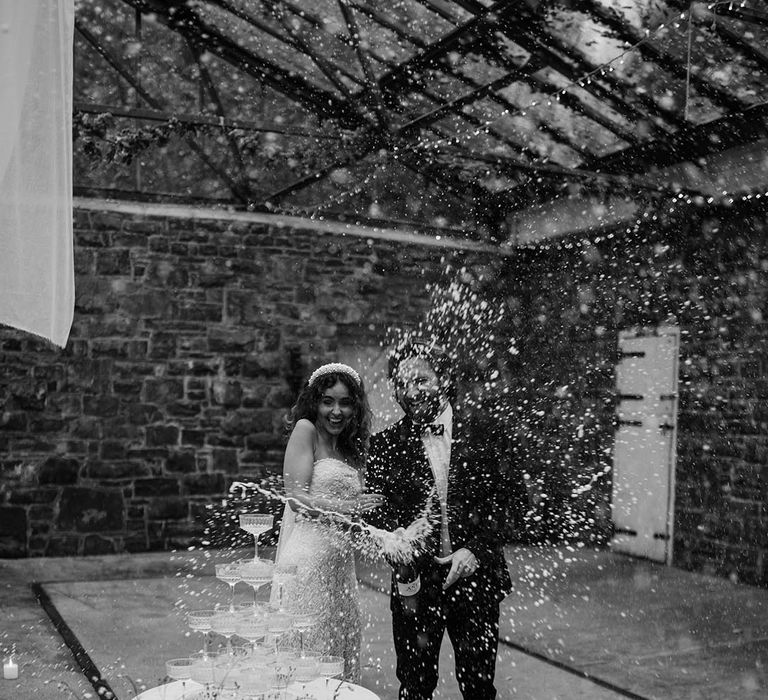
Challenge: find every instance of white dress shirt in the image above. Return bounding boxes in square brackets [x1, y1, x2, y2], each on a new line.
[420, 404, 453, 556]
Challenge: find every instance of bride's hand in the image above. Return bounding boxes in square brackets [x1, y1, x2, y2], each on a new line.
[347, 493, 385, 518]
[357, 493, 385, 512]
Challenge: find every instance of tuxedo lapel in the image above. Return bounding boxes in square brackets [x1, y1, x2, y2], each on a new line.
[398, 417, 435, 487]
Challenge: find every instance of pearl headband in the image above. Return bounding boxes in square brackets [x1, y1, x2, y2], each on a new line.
[308, 362, 361, 387]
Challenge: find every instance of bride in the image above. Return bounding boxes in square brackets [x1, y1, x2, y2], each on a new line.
[272, 362, 384, 682]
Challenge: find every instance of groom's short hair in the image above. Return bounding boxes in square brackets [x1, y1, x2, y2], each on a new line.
[387, 337, 457, 403]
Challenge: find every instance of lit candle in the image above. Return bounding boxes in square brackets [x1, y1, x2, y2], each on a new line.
[3, 656, 18, 680]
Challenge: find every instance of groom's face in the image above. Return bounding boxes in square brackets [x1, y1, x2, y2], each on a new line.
[393, 356, 447, 424]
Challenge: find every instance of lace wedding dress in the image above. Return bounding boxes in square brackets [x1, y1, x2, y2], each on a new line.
[272, 457, 363, 682]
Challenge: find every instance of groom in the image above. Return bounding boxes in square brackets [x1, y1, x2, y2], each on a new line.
[366, 338, 514, 700]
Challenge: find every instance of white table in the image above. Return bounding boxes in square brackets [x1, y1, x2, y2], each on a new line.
[135, 678, 381, 699]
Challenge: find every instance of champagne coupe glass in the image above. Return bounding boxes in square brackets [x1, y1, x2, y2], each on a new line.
[238, 558, 275, 607]
[266, 609, 293, 655]
[317, 654, 344, 693]
[269, 647, 297, 695]
[239, 513, 274, 560]
[210, 609, 239, 655]
[165, 657, 194, 681]
[189, 650, 220, 686]
[187, 609, 216, 654]
[235, 614, 267, 656]
[293, 649, 320, 694]
[290, 609, 320, 655]
[215, 561, 242, 611]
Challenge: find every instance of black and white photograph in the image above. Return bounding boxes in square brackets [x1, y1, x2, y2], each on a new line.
[1, 1, 768, 699]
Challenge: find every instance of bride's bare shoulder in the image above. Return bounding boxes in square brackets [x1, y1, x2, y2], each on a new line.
[286, 418, 317, 448]
[293, 418, 316, 434]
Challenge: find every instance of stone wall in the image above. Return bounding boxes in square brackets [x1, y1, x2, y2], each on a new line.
[0, 204, 495, 557]
[493, 200, 768, 586]
[2, 198, 767, 589]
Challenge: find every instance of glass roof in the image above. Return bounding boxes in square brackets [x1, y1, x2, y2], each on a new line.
[72, 0, 768, 237]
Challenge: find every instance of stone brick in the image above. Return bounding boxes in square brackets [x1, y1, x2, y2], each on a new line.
[224, 290, 267, 324]
[184, 472, 226, 495]
[37, 456, 80, 485]
[208, 327, 256, 353]
[96, 249, 131, 275]
[175, 302, 221, 323]
[100, 440, 127, 460]
[212, 379, 242, 407]
[0, 506, 27, 556]
[167, 402, 201, 418]
[143, 378, 184, 404]
[220, 409, 271, 436]
[165, 522, 203, 549]
[245, 433, 282, 449]
[148, 235, 170, 253]
[75, 275, 117, 313]
[181, 429, 206, 447]
[45, 536, 80, 557]
[186, 379, 210, 401]
[119, 290, 172, 319]
[83, 394, 120, 417]
[147, 497, 188, 520]
[8, 488, 58, 505]
[144, 259, 189, 287]
[166, 450, 197, 473]
[28, 415, 66, 432]
[211, 448, 239, 473]
[127, 403, 163, 425]
[0, 412, 28, 431]
[28, 504, 55, 521]
[124, 533, 150, 553]
[148, 330, 177, 358]
[169, 359, 219, 376]
[85, 460, 151, 480]
[146, 425, 179, 446]
[134, 477, 180, 497]
[242, 383, 270, 408]
[265, 385, 294, 409]
[82, 534, 118, 555]
[57, 486, 125, 532]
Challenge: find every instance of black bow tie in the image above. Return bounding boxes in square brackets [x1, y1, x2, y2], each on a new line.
[420, 423, 445, 436]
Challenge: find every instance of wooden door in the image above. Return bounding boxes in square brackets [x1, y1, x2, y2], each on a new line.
[611, 326, 680, 564]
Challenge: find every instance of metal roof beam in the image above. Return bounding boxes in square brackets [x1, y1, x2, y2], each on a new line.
[76, 17, 251, 202]
[187, 41, 248, 187]
[205, 0, 368, 89]
[121, 0, 367, 128]
[574, 0, 751, 115]
[337, 0, 389, 125]
[597, 100, 768, 172]
[713, 4, 768, 28]
[490, 5, 685, 132]
[411, 0, 461, 24]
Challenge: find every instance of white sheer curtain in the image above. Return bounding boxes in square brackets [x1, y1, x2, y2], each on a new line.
[0, 0, 74, 347]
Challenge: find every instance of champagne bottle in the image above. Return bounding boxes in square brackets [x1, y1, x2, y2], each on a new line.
[395, 562, 421, 596]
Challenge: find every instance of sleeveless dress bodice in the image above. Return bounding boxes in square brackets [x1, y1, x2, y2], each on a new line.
[273, 458, 363, 681]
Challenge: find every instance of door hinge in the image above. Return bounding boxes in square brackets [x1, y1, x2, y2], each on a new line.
[613, 527, 638, 536]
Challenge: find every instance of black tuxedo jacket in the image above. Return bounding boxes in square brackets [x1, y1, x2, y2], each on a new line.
[366, 407, 513, 603]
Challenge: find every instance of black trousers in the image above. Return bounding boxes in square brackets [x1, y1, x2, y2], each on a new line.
[391, 564, 500, 700]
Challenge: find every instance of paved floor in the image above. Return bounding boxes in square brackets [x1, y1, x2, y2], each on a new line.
[2, 546, 767, 700]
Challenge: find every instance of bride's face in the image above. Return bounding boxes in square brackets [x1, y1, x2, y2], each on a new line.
[316, 380, 355, 437]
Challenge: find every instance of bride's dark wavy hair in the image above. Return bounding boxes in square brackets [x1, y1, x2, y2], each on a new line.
[285, 370, 372, 466]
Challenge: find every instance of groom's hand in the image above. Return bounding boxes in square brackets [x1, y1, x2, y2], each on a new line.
[434, 548, 478, 589]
